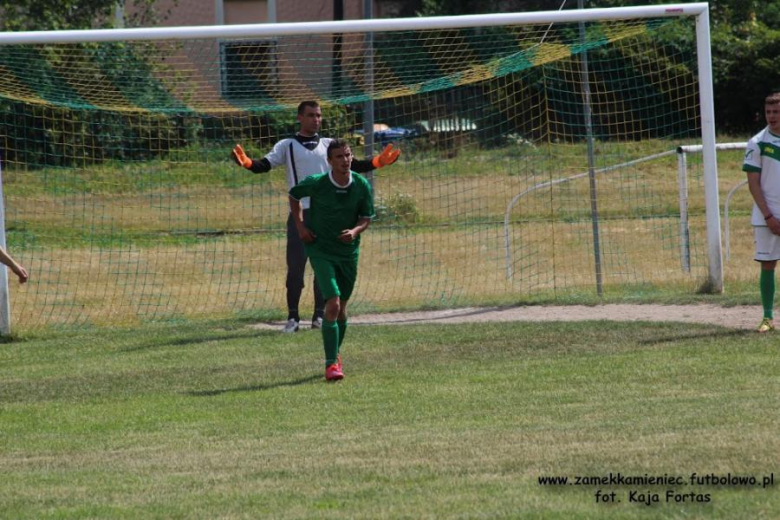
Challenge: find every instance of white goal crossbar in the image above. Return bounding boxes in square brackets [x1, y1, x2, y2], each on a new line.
[0, 4, 709, 45]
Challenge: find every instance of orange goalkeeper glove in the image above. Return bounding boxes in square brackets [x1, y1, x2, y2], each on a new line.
[232, 144, 253, 169]
[371, 144, 401, 169]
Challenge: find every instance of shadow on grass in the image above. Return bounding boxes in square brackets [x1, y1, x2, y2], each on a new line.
[120, 331, 274, 352]
[637, 328, 751, 345]
[355, 306, 515, 325]
[0, 334, 22, 344]
[186, 374, 321, 396]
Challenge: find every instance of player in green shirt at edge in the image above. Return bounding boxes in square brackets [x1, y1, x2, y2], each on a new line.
[288, 139, 378, 381]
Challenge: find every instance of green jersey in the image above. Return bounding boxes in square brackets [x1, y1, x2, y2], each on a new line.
[289, 171, 375, 260]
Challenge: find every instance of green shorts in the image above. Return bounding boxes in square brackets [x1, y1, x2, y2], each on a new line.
[308, 256, 359, 301]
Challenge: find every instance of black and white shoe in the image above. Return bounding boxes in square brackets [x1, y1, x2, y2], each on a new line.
[282, 318, 300, 333]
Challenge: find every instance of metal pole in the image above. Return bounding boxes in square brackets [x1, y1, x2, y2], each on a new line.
[333, 0, 344, 97]
[363, 0, 375, 187]
[579, 0, 603, 296]
[214, 0, 224, 25]
[677, 150, 691, 271]
[0, 157, 11, 335]
[114, 1, 125, 28]
[267, 0, 276, 23]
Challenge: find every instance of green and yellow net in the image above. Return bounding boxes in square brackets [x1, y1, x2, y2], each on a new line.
[0, 15, 710, 329]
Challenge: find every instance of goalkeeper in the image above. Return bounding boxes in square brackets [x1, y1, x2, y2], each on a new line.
[288, 140, 373, 381]
[232, 100, 399, 333]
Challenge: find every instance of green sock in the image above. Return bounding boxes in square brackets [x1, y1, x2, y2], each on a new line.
[337, 319, 348, 351]
[760, 269, 775, 319]
[322, 319, 339, 367]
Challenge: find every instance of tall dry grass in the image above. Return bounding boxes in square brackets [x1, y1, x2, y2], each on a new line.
[4, 141, 759, 329]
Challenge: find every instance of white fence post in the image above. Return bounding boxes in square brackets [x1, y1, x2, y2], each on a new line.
[677, 150, 691, 272]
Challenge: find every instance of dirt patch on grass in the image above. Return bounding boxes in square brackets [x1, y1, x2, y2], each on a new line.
[250, 304, 764, 332]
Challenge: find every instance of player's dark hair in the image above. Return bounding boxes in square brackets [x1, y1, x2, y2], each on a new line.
[765, 92, 780, 106]
[327, 139, 351, 159]
[298, 100, 321, 114]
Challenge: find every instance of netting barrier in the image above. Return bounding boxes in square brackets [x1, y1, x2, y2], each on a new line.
[0, 6, 720, 329]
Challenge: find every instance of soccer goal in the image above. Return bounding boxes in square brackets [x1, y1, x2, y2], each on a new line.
[0, 3, 720, 331]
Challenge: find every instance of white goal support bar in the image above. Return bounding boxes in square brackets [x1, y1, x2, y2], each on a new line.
[504, 149, 679, 281]
[675, 143, 748, 264]
[0, 4, 710, 45]
[505, 142, 743, 286]
[678, 143, 748, 264]
[686, 143, 750, 263]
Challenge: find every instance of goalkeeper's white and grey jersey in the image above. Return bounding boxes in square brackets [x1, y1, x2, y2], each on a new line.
[743, 127, 780, 226]
[264, 136, 334, 209]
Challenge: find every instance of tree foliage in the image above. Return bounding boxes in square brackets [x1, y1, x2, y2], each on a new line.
[0, 0, 174, 31]
[0, 1, 191, 167]
[0, 0, 777, 145]
[419, 0, 780, 133]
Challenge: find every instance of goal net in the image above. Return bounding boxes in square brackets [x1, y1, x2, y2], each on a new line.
[0, 5, 719, 329]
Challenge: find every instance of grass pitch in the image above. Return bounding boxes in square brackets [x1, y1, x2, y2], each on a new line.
[1, 318, 777, 518]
